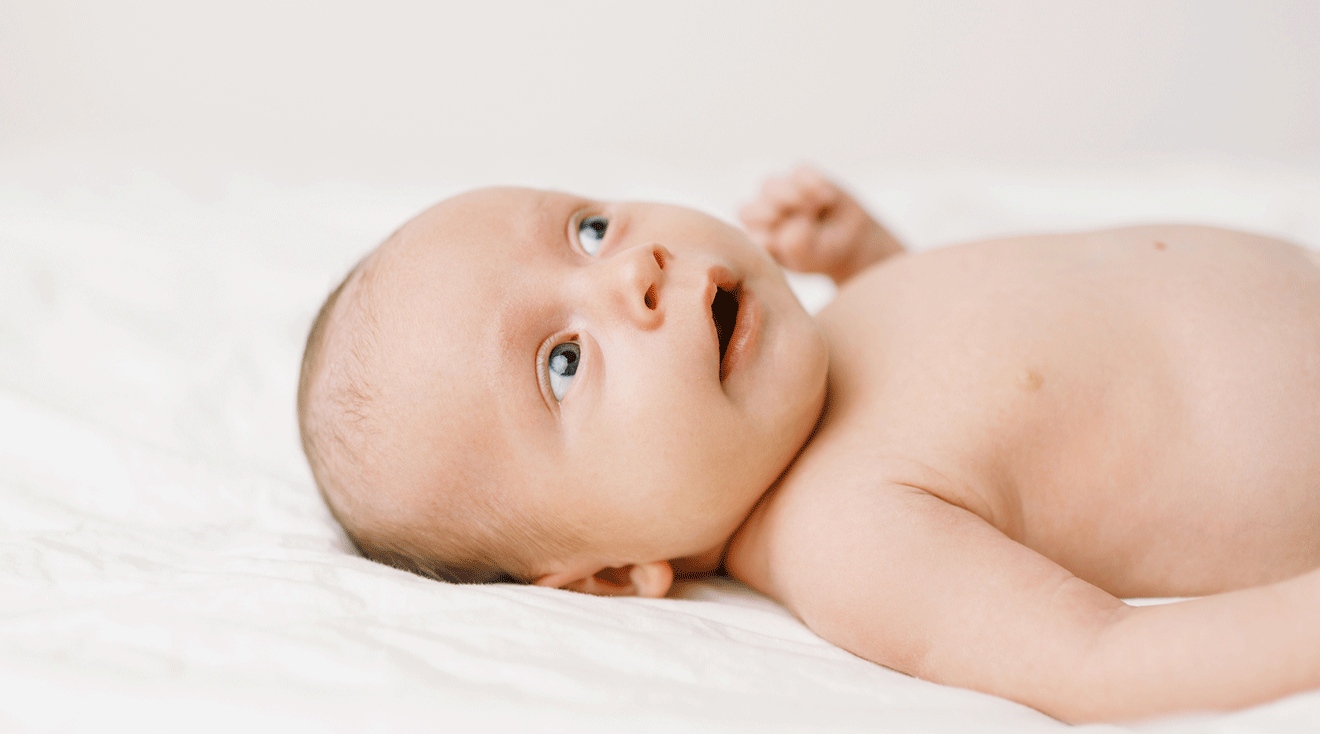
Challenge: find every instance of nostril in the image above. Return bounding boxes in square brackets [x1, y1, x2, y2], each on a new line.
[644, 285, 657, 310]
[652, 249, 665, 270]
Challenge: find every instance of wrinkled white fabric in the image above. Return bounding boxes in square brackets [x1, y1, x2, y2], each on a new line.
[3, 153, 1319, 733]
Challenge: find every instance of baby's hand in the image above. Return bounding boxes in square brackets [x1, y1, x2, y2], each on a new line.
[738, 166, 903, 284]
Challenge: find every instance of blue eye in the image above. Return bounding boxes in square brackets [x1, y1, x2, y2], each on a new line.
[548, 342, 580, 401]
[577, 216, 608, 256]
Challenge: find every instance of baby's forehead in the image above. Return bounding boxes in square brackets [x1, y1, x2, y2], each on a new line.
[370, 189, 560, 320]
[398, 186, 587, 255]
[366, 186, 601, 354]
[352, 188, 575, 483]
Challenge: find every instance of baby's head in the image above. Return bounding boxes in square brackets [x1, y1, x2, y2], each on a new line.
[298, 187, 828, 595]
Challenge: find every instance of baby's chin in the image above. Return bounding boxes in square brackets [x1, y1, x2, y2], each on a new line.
[762, 307, 830, 452]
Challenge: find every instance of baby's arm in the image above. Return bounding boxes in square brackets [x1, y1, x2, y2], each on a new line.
[739, 167, 905, 284]
[731, 469, 1320, 723]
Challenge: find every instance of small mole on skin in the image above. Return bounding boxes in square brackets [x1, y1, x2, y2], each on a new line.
[1019, 369, 1045, 391]
[1153, 241, 1167, 250]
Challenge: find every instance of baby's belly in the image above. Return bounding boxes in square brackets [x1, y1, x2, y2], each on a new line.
[823, 225, 1320, 597]
[1014, 291, 1320, 597]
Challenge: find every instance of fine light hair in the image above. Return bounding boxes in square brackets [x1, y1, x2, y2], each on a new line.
[297, 251, 573, 585]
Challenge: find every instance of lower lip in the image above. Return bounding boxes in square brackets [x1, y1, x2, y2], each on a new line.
[721, 288, 759, 383]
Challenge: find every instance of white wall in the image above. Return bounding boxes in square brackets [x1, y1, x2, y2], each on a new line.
[3, 0, 1317, 193]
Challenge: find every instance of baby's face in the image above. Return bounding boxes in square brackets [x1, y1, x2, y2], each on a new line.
[364, 188, 828, 577]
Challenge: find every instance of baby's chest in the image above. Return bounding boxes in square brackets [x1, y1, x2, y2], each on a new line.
[811, 238, 1320, 594]
[819, 230, 1320, 489]
[802, 369, 1320, 597]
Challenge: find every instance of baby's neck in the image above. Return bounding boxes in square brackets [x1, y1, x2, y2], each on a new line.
[671, 543, 727, 579]
[679, 381, 833, 580]
[716, 377, 834, 584]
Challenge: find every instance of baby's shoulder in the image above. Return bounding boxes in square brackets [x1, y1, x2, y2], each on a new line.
[725, 438, 989, 587]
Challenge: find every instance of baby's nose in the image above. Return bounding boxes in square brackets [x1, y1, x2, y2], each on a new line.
[606, 244, 669, 329]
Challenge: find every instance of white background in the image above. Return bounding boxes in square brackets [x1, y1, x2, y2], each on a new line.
[3, 0, 1317, 196]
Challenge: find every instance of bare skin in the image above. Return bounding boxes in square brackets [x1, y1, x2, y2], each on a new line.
[334, 171, 1320, 723]
[732, 167, 1320, 721]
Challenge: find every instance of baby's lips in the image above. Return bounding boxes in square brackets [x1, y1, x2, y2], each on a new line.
[706, 264, 740, 295]
[702, 264, 739, 379]
[720, 284, 758, 385]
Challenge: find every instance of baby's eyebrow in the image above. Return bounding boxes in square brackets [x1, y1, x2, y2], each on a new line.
[484, 232, 562, 418]
[524, 192, 573, 250]
[488, 299, 554, 422]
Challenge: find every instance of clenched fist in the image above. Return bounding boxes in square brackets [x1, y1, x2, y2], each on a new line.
[739, 166, 904, 284]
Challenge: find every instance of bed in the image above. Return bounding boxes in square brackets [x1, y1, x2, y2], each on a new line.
[3, 150, 1320, 733]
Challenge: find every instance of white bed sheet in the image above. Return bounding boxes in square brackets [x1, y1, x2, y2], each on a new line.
[3, 152, 1320, 733]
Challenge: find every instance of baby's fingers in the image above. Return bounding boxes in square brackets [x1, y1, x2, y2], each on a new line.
[739, 165, 860, 273]
[758, 173, 823, 218]
[738, 198, 779, 231]
[739, 169, 828, 243]
[738, 200, 780, 251]
[790, 166, 842, 211]
[765, 214, 816, 269]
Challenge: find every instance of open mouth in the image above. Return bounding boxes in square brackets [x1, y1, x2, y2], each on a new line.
[711, 284, 740, 380]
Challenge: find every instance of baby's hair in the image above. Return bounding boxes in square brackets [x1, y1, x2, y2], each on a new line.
[297, 250, 575, 586]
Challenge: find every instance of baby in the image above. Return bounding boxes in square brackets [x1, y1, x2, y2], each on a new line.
[298, 167, 1320, 722]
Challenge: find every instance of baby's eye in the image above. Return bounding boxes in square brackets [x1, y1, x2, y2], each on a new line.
[577, 215, 609, 256]
[548, 341, 580, 402]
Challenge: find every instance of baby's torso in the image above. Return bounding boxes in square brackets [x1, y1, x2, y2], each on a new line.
[802, 225, 1320, 597]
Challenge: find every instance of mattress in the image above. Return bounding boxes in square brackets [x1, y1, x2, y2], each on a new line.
[3, 150, 1320, 733]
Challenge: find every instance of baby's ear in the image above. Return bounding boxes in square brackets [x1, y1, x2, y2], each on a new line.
[536, 561, 673, 598]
